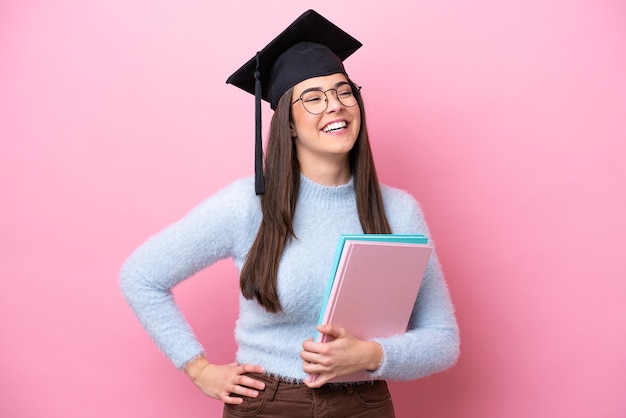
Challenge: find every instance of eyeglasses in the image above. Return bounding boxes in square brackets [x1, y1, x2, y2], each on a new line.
[291, 83, 361, 115]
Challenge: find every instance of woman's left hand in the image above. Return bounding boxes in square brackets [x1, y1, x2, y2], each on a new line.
[300, 324, 382, 388]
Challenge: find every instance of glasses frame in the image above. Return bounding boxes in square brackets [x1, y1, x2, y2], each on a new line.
[291, 83, 362, 115]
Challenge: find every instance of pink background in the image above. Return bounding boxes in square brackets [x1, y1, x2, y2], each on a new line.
[1, 1, 625, 417]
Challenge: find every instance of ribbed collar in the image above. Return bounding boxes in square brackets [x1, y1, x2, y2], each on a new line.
[297, 174, 356, 209]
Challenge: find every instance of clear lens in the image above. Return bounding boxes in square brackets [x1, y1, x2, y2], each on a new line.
[299, 86, 359, 115]
[301, 91, 327, 114]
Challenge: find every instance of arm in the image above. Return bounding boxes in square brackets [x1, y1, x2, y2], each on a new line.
[119, 179, 268, 401]
[118, 195, 234, 367]
[300, 252, 458, 384]
[300, 187, 460, 383]
[370, 252, 460, 381]
[369, 186, 460, 380]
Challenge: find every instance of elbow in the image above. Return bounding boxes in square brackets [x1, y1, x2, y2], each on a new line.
[425, 326, 460, 376]
[441, 326, 461, 371]
[118, 259, 142, 306]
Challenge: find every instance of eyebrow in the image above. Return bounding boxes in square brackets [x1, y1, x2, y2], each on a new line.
[298, 81, 350, 96]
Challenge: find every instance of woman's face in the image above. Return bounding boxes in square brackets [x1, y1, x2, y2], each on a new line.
[290, 73, 361, 169]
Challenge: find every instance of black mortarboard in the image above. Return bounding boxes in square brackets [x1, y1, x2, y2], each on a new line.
[226, 9, 362, 194]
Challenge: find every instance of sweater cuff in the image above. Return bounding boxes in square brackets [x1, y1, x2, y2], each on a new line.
[368, 339, 387, 378]
[178, 350, 206, 371]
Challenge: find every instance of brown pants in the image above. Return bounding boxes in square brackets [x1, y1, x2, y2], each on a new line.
[223, 373, 396, 418]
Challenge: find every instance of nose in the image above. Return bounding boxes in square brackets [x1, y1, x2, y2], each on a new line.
[325, 90, 345, 113]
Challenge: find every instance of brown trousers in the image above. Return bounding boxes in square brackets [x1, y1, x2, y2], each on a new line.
[223, 373, 396, 418]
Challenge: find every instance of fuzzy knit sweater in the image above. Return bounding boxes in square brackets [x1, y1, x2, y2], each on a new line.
[119, 175, 459, 382]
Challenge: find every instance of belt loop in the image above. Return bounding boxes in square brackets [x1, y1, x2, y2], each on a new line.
[263, 374, 279, 402]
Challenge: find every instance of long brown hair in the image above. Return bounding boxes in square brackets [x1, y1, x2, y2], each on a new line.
[240, 79, 391, 313]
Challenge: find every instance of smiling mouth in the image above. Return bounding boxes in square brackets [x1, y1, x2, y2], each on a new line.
[322, 121, 347, 133]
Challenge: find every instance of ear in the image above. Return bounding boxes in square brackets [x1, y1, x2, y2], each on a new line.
[290, 123, 296, 138]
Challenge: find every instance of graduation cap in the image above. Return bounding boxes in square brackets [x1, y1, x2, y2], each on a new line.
[226, 9, 362, 194]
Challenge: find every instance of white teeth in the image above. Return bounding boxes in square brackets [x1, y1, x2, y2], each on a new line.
[323, 121, 347, 133]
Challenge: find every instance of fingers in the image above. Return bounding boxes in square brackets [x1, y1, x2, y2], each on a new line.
[300, 327, 371, 384]
[300, 348, 331, 369]
[222, 377, 262, 403]
[191, 362, 267, 405]
[303, 366, 330, 386]
[301, 328, 346, 360]
[300, 328, 343, 370]
[240, 363, 266, 373]
[316, 324, 346, 338]
[237, 372, 266, 391]
[228, 364, 266, 394]
[221, 394, 246, 405]
[304, 325, 345, 347]
[304, 374, 330, 388]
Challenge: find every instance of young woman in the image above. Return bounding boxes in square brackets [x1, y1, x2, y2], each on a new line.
[120, 10, 459, 417]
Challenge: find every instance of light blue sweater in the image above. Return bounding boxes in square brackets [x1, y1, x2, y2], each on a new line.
[119, 175, 459, 381]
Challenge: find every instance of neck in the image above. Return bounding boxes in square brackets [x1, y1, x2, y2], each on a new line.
[299, 157, 351, 186]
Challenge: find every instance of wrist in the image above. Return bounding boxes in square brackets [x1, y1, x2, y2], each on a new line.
[366, 341, 383, 372]
[183, 354, 211, 380]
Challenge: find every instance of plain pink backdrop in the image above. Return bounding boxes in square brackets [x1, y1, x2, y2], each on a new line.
[1, 1, 625, 417]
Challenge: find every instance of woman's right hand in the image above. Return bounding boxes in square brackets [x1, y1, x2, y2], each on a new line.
[184, 355, 266, 404]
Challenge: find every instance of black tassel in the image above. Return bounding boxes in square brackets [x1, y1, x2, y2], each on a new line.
[254, 52, 265, 195]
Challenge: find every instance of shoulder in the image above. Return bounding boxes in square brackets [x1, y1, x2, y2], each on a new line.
[180, 176, 260, 227]
[212, 176, 257, 198]
[195, 176, 258, 210]
[379, 183, 429, 235]
[380, 183, 421, 216]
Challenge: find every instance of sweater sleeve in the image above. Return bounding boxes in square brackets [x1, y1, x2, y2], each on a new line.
[370, 187, 460, 381]
[118, 178, 258, 369]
